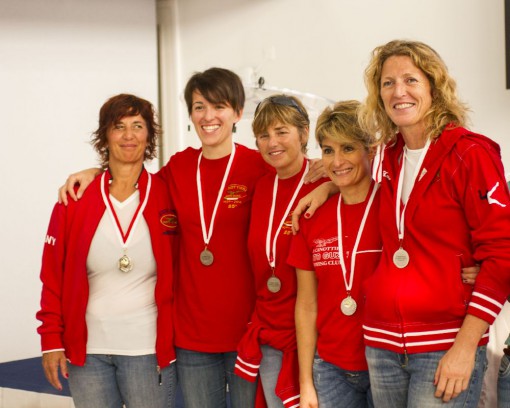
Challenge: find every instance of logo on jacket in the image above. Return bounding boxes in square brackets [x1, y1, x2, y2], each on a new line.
[160, 210, 178, 230]
[45, 235, 56, 246]
[479, 182, 507, 208]
[223, 184, 248, 208]
[313, 236, 338, 248]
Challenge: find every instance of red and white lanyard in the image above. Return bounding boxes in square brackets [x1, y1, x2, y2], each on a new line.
[196, 142, 236, 249]
[265, 161, 309, 269]
[337, 183, 379, 294]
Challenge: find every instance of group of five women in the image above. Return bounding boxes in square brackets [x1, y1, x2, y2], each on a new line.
[37, 39, 510, 408]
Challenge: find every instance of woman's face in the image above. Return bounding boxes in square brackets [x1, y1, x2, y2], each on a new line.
[255, 121, 307, 179]
[321, 136, 371, 195]
[106, 114, 148, 166]
[190, 90, 241, 153]
[379, 55, 432, 140]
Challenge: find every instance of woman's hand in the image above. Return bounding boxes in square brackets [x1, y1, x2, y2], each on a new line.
[42, 351, 68, 391]
[299, 382, 319, 408]
[305, 159, 326, 184]
[291, 181, 338, 234]
[461, 265, 480, 285]
[58, 168, 101, 205]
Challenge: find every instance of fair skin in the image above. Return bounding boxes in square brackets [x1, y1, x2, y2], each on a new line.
[255, 121, 307, 179]
[190, 90, 241, 159]
[57, 91, 241, 202]
[379, 55, 432, 149]
[58, 96, 324, 203]
[296, 136, 373, 408]
[43, 115, 148, 390]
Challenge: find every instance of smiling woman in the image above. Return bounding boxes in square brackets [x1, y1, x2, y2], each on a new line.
[36, 94, 177, 408]
[358, 39, 510, 408]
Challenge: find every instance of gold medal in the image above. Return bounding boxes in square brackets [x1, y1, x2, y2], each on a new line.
[393, 247, 410, 268]
[200, 248, 214, 266]
[267, 276, 282, 293]
[118, 254, 133, 273]
[340, 296, 357, 316]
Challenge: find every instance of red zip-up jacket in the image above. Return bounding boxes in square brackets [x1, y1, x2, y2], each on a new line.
[363, 125, 510, 354]
[36, 170, 177, 368]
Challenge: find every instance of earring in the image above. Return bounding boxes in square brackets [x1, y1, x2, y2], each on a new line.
[233, 123, 237, 133]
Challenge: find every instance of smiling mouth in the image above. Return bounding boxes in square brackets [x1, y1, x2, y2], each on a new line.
[333, 168, 352, 175]
[394, 103, 414, 109]
[202, 125, 220, 132]
[268, 150, 284, 156]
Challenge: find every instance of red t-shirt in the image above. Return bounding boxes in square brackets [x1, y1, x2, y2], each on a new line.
[158, 144, 268, 352]
[288, 185, 381, 370]
[248, 159, 327, 336]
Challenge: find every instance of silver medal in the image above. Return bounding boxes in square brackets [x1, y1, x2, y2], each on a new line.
[267, 276, 282, 293]
[200, 249, 214, 266]
[118, 254, 133, 273]
[340, 296, 357, 316]
[393, 247, 410, 268]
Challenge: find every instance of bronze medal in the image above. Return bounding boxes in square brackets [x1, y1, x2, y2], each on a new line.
[200, 249, 214, 266]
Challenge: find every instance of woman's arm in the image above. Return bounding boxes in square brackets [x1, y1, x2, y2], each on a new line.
[295, 268, 319, 408]
[434, 314, 489, 402]
[291, 181, 338, 234]
[58, 168, 101, 205]
[42, 351, 68, 391]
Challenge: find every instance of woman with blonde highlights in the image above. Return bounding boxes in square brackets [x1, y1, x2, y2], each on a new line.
[359, 39, 510, 408]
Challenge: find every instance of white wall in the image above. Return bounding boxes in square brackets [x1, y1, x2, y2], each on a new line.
[0, 0, 159, 362]
[158, 0, 510, 173]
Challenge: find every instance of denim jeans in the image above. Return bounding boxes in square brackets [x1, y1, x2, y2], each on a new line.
[312, 355, 372, 408]
[365, 346, 487, 408]
[259, 345, 285, 408]
[175, 347, 257, 408]
[498, 353, 510, 408]
[67, 354, 176, 408]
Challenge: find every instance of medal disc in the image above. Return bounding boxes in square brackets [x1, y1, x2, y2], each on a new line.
[200, 249, 214, 266]
[393, 247, 410, 268]
[267, 276, 282, 293]
[340, 296, 357, 316]
[118, 254, 133, 273]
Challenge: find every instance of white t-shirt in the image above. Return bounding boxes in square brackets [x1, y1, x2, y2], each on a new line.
[85, 191, 157, 355]
[402, 146, 425, 205]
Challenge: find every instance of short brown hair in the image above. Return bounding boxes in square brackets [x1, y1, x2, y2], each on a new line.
[91, 94, 161, 168]
[183, 67, 245, 115]
[252, 94, 310, 153]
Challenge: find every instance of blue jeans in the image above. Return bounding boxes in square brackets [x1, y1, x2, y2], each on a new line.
[498, 353, 510, 408]
[259, 345, 285, 408]
[365, 346, 487, 408]
[312, 355, 372, 408]
[176, 347, 257, 408]
[67, 354, 176, 408]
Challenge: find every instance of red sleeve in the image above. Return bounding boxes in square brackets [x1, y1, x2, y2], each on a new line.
[455, 141, 510, 323]
[36, 202, 68, 352]
[287, 227, 314, 271]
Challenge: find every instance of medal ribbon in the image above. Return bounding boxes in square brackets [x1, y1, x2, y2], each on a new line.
[265, 161, 309, 269]
[196, 142, 236, 248]
[395, 138, 431, 243]
[337, 182, 379, 294]
[101, 170, 151, 250]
